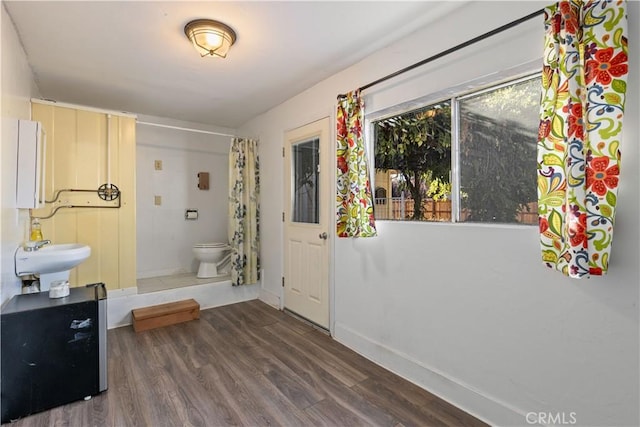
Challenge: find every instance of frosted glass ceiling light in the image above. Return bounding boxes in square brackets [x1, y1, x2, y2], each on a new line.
[184, 19, 236, 58]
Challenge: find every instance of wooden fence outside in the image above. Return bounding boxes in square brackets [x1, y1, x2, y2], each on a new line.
[374, 198, 537, 225]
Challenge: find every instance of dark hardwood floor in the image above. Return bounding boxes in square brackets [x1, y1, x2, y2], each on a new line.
[6, 300, 487, 426]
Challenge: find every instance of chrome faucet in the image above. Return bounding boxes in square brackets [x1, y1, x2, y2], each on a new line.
[24, 240, 51, 252]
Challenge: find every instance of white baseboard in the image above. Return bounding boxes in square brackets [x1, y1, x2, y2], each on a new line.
[258, 287, 280, 309]
[106, 280, 259, 329]
[333, 322, 527, 427]
[257, 269, 280, 309]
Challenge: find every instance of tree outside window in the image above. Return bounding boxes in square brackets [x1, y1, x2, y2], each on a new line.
[374, 102, 451, 221]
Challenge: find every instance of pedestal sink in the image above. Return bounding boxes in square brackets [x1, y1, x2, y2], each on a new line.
[15, 243, 91, 291]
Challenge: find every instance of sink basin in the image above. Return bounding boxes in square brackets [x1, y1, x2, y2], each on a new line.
[15, 243, 91, 276]
[15, 243, 91, 292]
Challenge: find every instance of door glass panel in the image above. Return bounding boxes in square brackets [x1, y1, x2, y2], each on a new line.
[292, 138, 319, 223]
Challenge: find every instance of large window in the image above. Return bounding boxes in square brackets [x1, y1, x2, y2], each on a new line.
[372, 74, 540, 225]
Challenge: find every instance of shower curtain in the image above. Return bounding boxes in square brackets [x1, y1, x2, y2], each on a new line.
[228, 137, 261, 286]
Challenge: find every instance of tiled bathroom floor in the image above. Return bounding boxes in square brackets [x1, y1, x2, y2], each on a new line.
[136, 272, 231, 294]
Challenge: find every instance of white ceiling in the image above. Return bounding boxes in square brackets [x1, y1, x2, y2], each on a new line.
[5, 1, 460, 129]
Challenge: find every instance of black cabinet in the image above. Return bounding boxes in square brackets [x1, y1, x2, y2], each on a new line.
[1, 284, 107, 423]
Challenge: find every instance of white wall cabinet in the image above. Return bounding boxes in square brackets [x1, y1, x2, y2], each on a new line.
[15, 119, 45, 209]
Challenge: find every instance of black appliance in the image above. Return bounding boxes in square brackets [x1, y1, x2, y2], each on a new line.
[1, 283, 107, 423]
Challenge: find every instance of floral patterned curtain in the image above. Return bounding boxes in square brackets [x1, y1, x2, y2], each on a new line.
[537, 0, 628, 278]
[336, 90, 377, 237]
[228, 138, 261, 286]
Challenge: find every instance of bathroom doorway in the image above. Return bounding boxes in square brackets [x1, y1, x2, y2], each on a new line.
[135, 121, 232, 293]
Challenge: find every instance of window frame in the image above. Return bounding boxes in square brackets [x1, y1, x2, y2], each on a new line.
[366, 70, 541, 227]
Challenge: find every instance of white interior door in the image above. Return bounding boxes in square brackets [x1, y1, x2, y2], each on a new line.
[283, 117, 330, 329]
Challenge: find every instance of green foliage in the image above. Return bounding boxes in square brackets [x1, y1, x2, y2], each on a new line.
[427, 176, 451, 201]
[374, 103, 451, 220]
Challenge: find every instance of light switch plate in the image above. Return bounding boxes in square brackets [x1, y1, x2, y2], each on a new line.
[154, 195, 161, 206]
[154, 160, 162, 170]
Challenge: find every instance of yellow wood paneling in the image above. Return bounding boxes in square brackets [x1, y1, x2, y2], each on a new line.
[31, 103, 136, 290]
[117, 117, 137, 289]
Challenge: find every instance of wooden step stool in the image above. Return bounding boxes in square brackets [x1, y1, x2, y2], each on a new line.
[132, 299, 200, 332]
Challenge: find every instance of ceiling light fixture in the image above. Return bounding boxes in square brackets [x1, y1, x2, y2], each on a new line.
[184, 19, 237, 58]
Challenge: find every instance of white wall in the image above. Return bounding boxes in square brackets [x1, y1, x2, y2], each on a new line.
[135, 115, 233, 278]
[240, 2, 639, 426]
[1, 3, 41, 304]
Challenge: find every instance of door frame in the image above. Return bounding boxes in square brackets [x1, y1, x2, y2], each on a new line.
[281, 112, 335, 334]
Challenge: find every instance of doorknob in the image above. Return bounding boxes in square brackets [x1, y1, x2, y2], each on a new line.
[319, 232, 328, 240]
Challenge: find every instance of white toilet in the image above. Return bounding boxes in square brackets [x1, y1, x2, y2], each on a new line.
[192, 243, 232, 278]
